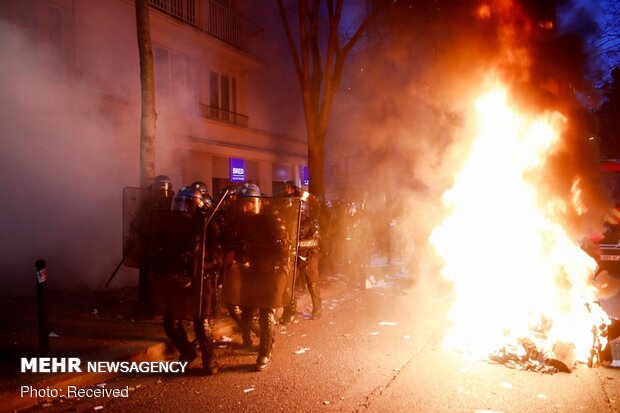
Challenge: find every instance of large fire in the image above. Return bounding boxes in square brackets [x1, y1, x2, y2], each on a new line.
[430, 82, 610, 366]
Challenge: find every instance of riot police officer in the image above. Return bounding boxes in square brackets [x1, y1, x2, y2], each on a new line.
[190, 181, 222, 316]
[223, 183, 280, 371]
[163, 186, 219, 375]
[280, 181, 322, 324]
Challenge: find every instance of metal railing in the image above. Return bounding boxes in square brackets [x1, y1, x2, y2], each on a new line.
[149, 0, 258, 52]
[200, 104, 249, 127]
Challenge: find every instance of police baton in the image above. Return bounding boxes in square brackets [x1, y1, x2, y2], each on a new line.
[198, 187, 232, 314]
[34, 259, 50, 356]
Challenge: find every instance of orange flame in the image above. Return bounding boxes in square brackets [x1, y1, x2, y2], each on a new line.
[430, 83, 609, 362]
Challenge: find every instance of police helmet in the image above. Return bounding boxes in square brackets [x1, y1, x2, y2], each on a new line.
[172, 186, 204, 212]
[151, 175, 173, 197]
[203, 193, 214, 210]
[190, 181, 210, 198]
[239, 183, 261, 197]
[282, 180, 298, 196]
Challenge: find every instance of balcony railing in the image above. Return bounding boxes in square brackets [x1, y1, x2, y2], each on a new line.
[149, 0, 259, 52]
[200, 104, 249, 128]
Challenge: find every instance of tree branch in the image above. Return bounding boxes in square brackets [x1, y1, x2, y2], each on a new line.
[276, 0, 303, 81]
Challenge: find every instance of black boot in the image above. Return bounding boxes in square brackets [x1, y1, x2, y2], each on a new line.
[163, 317, 196, 365]
[308, 282, 322, 319]
[228, 305, 256, 348]
[194, 318, 218, 375]
[279, 297, 297, 325]
[241, 308, 261, 348]
[256, 308, 276, 371]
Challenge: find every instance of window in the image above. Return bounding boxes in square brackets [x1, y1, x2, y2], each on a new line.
[154, 46, 194, 96]
[1, 1, 75, 80]
[209, 71, 219, 107]
[209, 71, 237, 113]
[154, 47, 170, 93]
[206, 71, 245, 126]
[209, 71, 219, 118]
[221, 75, 229, 120]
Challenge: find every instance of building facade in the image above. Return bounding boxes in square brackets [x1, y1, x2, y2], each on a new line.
[0, 0, 307, 293]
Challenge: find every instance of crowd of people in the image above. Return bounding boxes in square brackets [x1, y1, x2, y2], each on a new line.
[132, 176, 376, 374]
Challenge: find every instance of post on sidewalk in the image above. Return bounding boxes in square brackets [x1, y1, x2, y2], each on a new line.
[34, 259, 50, 356]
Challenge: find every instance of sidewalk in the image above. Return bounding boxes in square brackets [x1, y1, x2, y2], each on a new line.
[0, 276, 352, 412]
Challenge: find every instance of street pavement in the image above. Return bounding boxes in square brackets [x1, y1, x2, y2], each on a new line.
[8, 272, 620, 413]
[2, 259, 620, 412]
[0, 272, 353, 413]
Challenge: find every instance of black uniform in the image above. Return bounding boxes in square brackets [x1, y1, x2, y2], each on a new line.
[280, 212, 322, 323]
[152, 186, 219, 375]
[224, 207, 283, 370]
[223, 187, 295, 371]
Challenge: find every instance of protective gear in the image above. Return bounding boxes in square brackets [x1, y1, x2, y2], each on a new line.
[152, 175, 173, 198]
[124, 181, 174, 306]
[280, 211, 322, 324]
[308, 282, 322, 318]
[148, 209, 220, 374]
[223, 194, 300, 372]
[163, 317, 196, 363]
[218, 185, 240, 202]
[163, 316, 217, 375]
[227, 304, 261, 347]
[172, 186, 205, 212]
[256, 308, 277, 371]
[222, 195, 301, 308]
[191, 181, 210, 198]
[202, 193, 214, 212]
[238, 183, 261, 197]
[279, 300, 297, 325]
[282, 180, 299, 197]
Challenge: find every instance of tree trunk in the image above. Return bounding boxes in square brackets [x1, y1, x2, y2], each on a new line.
[307, 125, 325, 197]
[277, 0, 380, 199]
[135, 0, 156, 187]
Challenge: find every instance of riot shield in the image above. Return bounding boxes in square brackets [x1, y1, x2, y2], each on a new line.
[145, 210, 211, 320]
[122, 187, 149, 268]
[123, 187, 172, 268]
[222, 195, 301, 308]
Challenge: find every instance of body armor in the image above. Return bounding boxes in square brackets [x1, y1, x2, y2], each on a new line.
[222, 195, 301, 309]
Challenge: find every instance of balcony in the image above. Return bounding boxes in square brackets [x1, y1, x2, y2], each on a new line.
[200, 103, 249, 128]
[149, 0, 259, 52]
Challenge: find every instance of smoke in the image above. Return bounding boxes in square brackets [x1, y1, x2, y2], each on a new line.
[326, 0, 610, 289]
[0, 2, 308, 295]
[0, 2, 211, 295]
[0, 17, 131, 294]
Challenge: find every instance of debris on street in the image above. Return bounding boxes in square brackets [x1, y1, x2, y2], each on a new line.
[488, 338, 575, 374]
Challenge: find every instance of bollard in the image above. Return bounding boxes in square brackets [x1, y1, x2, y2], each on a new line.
[34, 259, 50, 356]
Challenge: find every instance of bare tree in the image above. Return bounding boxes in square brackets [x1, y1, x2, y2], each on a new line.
[595, 1, 620, 67]
[135, 0, 157, 187]
[276, 0, 381, 197]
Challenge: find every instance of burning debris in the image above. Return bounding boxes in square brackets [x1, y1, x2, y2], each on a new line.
[430, 83, 614, 374]
[489, 305, 619, 374]
[489, 339, 574, 374]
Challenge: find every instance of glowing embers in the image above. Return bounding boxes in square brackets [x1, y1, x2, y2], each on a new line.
[430, 84, 609, 370]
